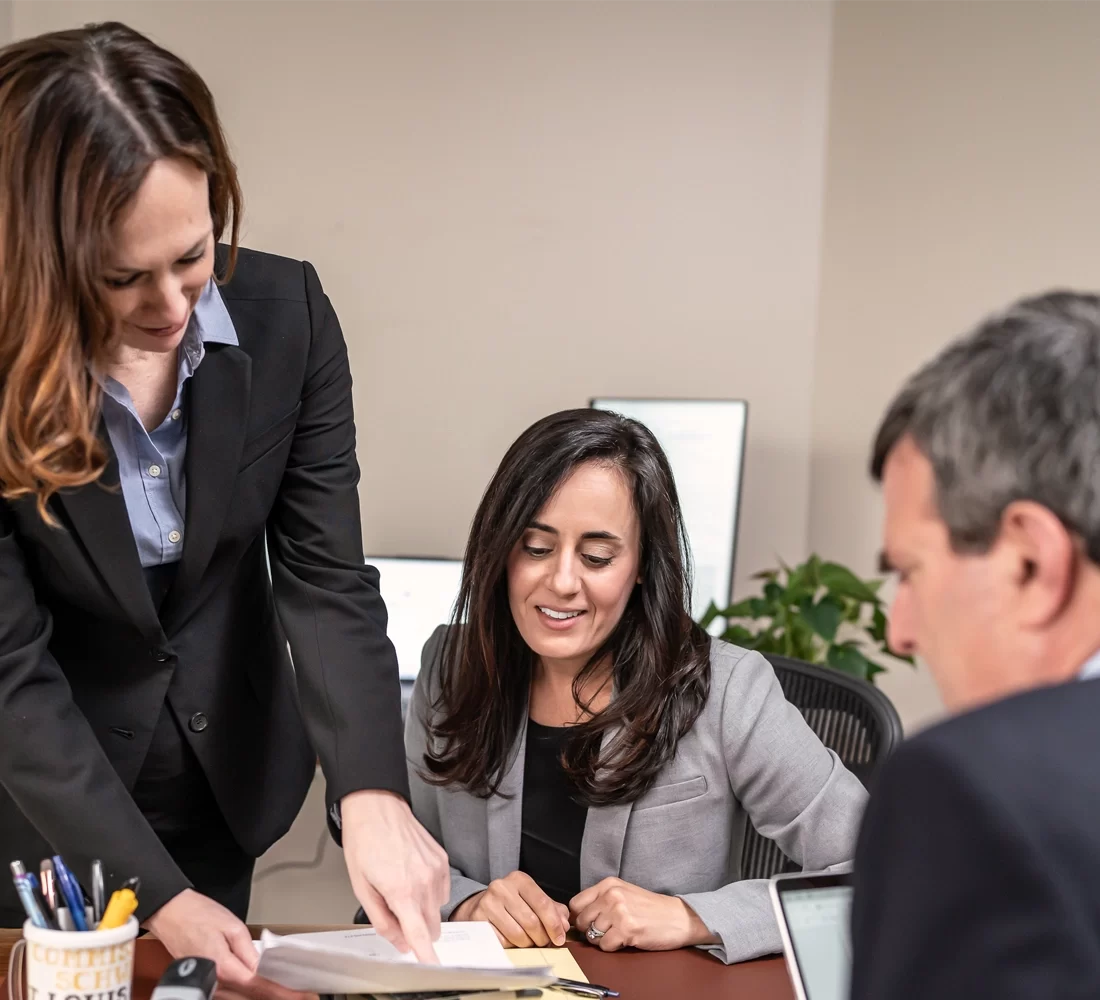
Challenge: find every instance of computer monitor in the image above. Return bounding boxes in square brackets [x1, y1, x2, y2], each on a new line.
[365, 556, 464, 680]
[590, 397, 748, 619]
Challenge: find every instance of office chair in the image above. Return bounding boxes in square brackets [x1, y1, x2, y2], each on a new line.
[739, 653, 903, 881]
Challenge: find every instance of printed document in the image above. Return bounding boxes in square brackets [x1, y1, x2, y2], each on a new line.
[255, 923, 554, 994]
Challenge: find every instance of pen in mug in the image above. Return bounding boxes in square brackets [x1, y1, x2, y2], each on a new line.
[39, 860, 59, 920]
[97, 887, 138, 930]
[9, 865, 49, 929]
[91, 860, 105, 924]
[51, 855, 88, 931]
[24, 871, 59, 930]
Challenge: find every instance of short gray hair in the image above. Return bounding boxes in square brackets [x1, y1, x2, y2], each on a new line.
[871, 291, 1100, 564]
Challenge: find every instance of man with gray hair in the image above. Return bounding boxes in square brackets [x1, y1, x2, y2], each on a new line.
[850, 291, 1100, 999]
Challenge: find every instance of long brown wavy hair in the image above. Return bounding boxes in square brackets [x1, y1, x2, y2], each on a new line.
[0, 22, 242, 519]
[421, 409, 712, 807]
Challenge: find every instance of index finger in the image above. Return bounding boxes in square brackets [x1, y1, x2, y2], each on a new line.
[419, 876, 443, 944]
[390, 896, 440, 964]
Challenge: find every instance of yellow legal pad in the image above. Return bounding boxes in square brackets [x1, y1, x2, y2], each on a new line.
[508, 948, 589, 995]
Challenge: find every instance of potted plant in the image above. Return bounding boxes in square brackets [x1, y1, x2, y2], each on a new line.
[699, 554, 913, 684]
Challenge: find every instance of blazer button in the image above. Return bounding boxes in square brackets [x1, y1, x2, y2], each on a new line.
[189, 713, 209, 733]
[151, 649, 171, 663]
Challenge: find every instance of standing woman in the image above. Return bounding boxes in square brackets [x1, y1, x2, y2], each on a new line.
[0, 20, 447, 981]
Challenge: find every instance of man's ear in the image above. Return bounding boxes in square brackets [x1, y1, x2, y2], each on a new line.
[998, 501, 1077, 628]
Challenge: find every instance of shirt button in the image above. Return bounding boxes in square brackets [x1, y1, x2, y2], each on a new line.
[189, 713, 209, 733]
[171, 409, 182, 421]
[148, 464, 162, 478]
[168, 530, 182, 545]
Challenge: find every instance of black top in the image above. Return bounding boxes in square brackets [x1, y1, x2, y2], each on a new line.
[519, 721, 588, 905]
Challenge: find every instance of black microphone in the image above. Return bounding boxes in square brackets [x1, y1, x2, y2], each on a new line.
[150, 958, 218, 1000]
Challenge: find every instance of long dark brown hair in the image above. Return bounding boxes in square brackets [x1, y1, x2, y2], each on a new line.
[0, 22, 242, 519]
[422, 408, 712, 806]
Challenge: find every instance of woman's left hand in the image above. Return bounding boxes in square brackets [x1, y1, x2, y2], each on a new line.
[569, 878, 719, 952]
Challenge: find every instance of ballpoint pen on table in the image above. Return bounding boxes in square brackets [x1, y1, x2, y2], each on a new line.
[51, 855, 89, 931]
[91, 859, 105, 924]
[554, 980, 618, 999]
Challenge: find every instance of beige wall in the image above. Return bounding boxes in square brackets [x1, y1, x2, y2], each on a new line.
[10, 1, 1099, 729]
[812, 0, 1100, 730]
[0, 2, 11, 46]
[15, 0, 833, 605]
[10, 0, 1100, 919]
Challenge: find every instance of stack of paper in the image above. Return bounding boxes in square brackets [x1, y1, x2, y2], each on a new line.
[255, 924, 555, 995]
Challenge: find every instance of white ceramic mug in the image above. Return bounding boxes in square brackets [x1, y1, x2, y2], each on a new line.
[7, 918, 138, 1000]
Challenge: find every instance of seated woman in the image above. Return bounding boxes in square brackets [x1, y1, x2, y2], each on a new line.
[406, 408, 867, 964]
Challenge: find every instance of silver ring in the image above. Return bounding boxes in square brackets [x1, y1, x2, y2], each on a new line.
[586, 924, 606, 941]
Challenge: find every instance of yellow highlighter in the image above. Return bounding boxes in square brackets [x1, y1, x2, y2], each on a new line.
[97, 888, 138, 930]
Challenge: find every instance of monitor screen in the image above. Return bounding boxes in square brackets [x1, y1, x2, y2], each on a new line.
[365, 557, 464, 680]
[590, 398, 747, 619]
[780, 884, 854, 1000]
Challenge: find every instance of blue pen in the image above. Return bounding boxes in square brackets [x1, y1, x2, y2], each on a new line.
[12, 872, 49, 929]
[51, 855, 88, 931]
[25, 872, 59, 930]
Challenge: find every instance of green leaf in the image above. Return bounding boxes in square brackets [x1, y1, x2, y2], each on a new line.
[869, 606, 888, 643]
[799, 595, 843, 642]
[787, 616, 821, 662]
[805, 554, 822, 588]
[819, 562, 880, 603]
[751, 569, 778, 581]
[785, 559, 816, 605]
[786, 559, 810, 592]
[723, 597, 771, 619]
[826, 642, 873, 681]
[719, 624, 758, 646]
[749, 631, 785, 655]
[699, 601, 723, 630]
[764, 581, 784, 604]
[786, 584, 816, 607]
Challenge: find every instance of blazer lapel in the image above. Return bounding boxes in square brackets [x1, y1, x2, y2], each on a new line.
[580, 724, 635, 886]
[58, 426, 161, 638]
[160, 343, 251, 624]
[487, 715, 528, 880]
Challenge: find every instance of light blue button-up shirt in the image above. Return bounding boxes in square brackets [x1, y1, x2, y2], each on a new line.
[101, 281, 238, 568]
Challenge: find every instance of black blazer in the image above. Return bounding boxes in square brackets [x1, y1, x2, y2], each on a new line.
[851, 677, 1100, 1000]
[0, 248, 407, 920]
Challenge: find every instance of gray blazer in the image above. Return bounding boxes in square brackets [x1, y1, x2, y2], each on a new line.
[406, 625, 867, 964]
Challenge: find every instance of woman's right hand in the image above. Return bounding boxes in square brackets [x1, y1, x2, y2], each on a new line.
[145, 889, 310, 1000]
[451, 871, 569, 947]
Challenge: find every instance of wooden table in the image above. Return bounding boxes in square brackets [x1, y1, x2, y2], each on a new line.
[0, 926, 794, 1000]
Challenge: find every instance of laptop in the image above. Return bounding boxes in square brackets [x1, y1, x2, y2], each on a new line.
[769, 871, 853, 1000]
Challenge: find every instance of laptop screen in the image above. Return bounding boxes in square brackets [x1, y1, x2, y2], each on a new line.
[780, 883, 853, 1000]
[364, 556, 463, 680]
